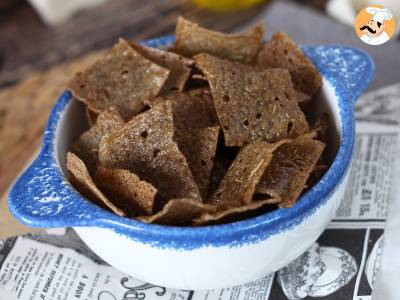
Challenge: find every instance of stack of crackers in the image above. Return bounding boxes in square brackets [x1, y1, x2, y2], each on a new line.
[65, 17, 327, 226]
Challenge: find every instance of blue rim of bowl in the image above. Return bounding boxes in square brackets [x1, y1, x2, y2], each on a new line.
[8, 36, 375, 250]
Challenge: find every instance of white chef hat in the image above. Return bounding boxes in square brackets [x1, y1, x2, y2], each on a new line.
[366, 7, 393, 24]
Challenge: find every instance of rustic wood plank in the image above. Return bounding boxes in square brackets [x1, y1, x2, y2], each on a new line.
[0, 51, 104, 197]
[0, 0, 267, 87]
[0, 1, 269, 199]
[0, 192, 41, 238]
[0, 149, 41, 238]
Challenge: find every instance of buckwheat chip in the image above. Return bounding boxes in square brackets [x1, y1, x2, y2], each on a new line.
[207, 159, 229, 198]
[175, 126, 219, 198]
[295, 90, 311, 107]
[266, 67, 295, 93]
[209, 140, 288, 210]
[66, 152, 125, 216]
[154, 89, 219, 198]
[67, 39, 169, 119]
[173, 17, 264, 64]
[138, 198, 215, 225]
[154, 88, 218, 130]
[257, 32, 322, 96]
[195, 53, 309, 146]
[256, 136, 325, 207]
[306, 164, 328, 188]
[207, 140, 240, 198]
[194, 198, 281, 226]
[95, 167, 157, 216]
[85, 106, 98, 126]
[267, 68, 310, 106]
[71, 106, 124, 175]
[98, 101, 202, 205]
[313, 113, 329, 143]
[130, 43, 194, 94]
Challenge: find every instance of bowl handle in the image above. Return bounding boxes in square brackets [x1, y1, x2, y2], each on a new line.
[7, 148, 102, 228]
[303, 45, 375, 104]
[7, 91, 108, 229]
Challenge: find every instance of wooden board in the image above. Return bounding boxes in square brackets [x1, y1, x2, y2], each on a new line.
[0, 51, 104, 198]
[0, 150, 41, 239]
[0, 1, 267, 205]
[0, 0, 268, 87]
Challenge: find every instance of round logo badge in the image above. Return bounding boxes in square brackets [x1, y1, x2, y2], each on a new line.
[354, 5, 396, 45]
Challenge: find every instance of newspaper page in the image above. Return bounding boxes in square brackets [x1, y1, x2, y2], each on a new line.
[0, 83, 399, 300]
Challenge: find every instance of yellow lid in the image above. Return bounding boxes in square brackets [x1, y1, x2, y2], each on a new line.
[192, 0, 265, 11]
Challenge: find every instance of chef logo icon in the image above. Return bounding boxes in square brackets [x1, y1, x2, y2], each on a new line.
[354, 5, 396, 45]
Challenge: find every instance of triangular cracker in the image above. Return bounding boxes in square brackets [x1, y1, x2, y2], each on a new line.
[173, 17, 264, 64]
[67, 39, 169, 119]
[195, 53, 309, 146]
[175, 126, 220, 198]
[194, 198, 280, 226]
[95, 167, 157, 216]
[66, 152, 125, 216]
[256, 135, 325, 207]
[257, 32, 322, 96]
[130, 43, 194, 94]
[137, 198, 215, 226]
[71, 106, 124, 175]
[266, 68, 311, 106]
[154, 88, 218, 130]
[209, 140, 288, 210]
[98, 101, 202, 205]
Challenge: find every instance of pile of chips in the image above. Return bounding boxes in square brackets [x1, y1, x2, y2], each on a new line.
[66, 17, 328, 226]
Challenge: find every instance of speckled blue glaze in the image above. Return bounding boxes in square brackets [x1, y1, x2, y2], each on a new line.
[8, 36, 374, 250]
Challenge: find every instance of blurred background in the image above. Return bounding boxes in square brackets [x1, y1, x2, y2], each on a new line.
[0, 0, 399, 206]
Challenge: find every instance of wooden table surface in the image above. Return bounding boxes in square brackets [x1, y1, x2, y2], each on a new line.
[0, 0, 326, 204]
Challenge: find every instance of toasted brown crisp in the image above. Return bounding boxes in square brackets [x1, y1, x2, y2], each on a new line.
[207, 159, 229, 198]
[173, 17, 264, 64]
[130, 43, 194, 94]
[260, 60, 311, 108]
[209, 140, 288, 210]
[85, 106, 98, 126]
[313, 113, 329, 143]
[256, 135, 325, 207]
[154, 89, 219, 198]
[306, 164, 328, 187]
[66, 152, 125, 216]
[265, 68, 311, 106]
[175, 126, 219, 198]
[194, 198, 280, 226]
[138, 198, 215, 226]
[71, 106, 124, 175]
[295, 90, 311, 107]
[154, 88, 218, 130]
[195, 53, 309, 146]
[98, 101, 202, 206]
[262, 67, 297, 96]
[67, 39, 169, 119]
[95, 167, 157, 216]
[257, 32, 322, 96]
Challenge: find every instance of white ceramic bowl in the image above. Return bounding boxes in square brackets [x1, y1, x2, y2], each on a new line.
[8, 36, 374, 290]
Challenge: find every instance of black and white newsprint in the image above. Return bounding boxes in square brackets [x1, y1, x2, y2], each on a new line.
[1, 83, 400, 300]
